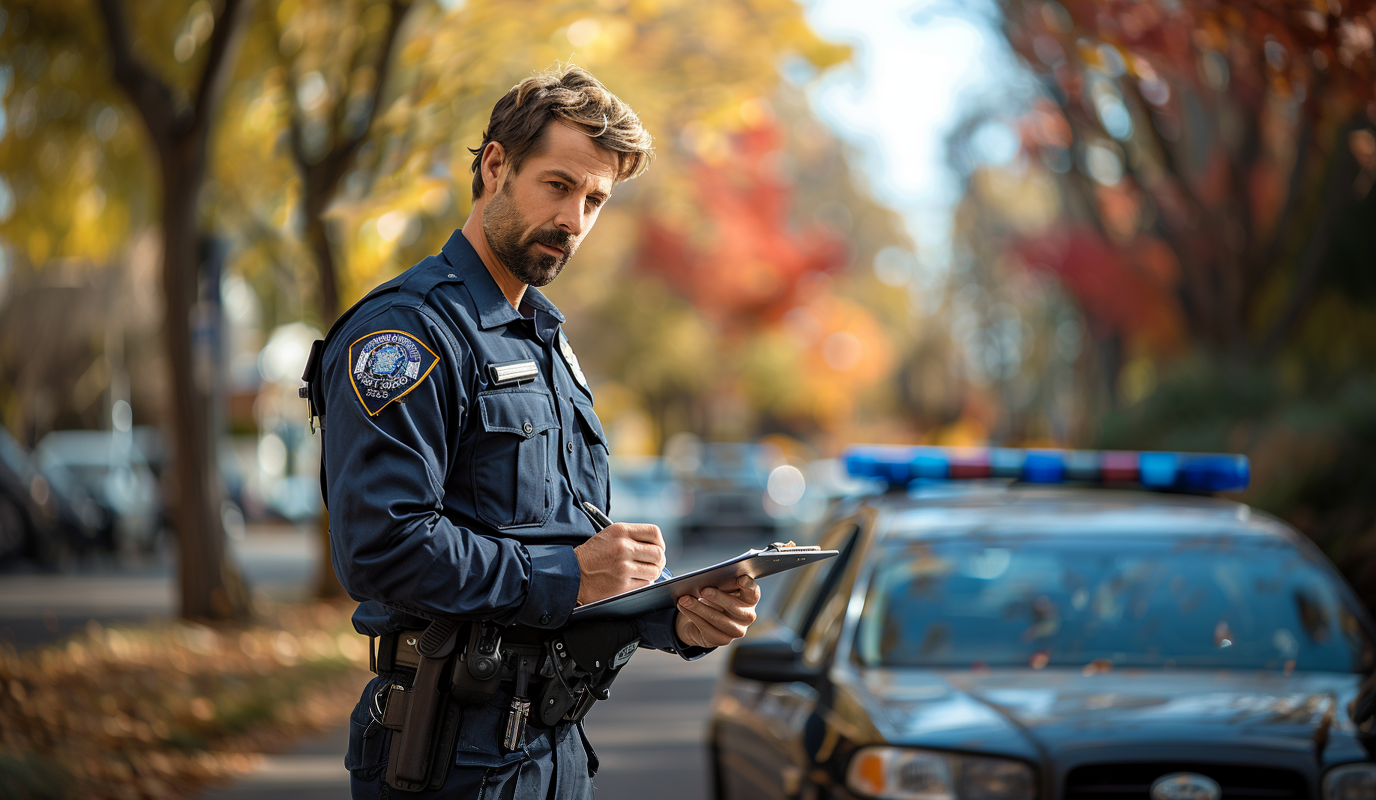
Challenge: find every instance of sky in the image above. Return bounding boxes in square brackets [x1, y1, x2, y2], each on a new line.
[801, 0, 1025, 285]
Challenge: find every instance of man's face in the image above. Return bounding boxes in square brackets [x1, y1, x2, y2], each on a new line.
[482, 121, 618, 287]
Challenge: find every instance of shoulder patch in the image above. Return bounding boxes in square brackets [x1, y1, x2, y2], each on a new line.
[348, 330, 440, 416]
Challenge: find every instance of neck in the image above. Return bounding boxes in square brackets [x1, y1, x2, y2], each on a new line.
[461, 204, 526, 309]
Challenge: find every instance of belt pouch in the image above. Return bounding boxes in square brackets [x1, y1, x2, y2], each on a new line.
[386, 622, 460, 792]
[537, 621, 639, 726]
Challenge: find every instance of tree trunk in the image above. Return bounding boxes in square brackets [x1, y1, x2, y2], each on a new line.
[302, 198, 347, 600]
[162, 145, 252, 622]
[95, 0, 254, 622]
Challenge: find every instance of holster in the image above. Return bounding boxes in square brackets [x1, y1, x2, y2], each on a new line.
[382, 619, 462, 792]
[537, 620, 640, 726]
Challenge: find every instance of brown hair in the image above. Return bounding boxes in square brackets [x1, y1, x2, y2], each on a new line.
[469, 63, 654, 200]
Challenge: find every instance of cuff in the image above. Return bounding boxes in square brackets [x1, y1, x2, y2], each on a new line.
[634, 606, 715, 661]
[517, 544, 581, 629]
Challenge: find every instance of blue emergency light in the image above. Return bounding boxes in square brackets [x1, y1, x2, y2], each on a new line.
[843, 446, 1249, 493]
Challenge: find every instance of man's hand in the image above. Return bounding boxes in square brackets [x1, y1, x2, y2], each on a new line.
[675, 575, 761, 649]
[573, 523, 666, 605]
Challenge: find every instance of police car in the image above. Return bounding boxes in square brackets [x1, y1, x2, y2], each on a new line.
[707, 446, 1376, 800]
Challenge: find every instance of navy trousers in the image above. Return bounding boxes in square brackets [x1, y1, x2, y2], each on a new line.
[346, 675, 597, 799]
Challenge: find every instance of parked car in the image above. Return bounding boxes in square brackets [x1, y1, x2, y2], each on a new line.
[675, 442, 785, 537]
[709, 446, 1376, 800]
[36, 430, 162, 553]
[0, 428, 107, 567]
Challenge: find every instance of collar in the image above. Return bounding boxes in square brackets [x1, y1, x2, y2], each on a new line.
[440, 229, 565, 329]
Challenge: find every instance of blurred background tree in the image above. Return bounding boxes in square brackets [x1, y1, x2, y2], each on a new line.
[0, 0, 256, 620]
[948, 0, 1376, 607]
[9, 0, 1370, 617]
[0, 0, 919, 607]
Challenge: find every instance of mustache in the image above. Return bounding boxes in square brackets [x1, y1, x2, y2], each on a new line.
[526, 228, 572, 257]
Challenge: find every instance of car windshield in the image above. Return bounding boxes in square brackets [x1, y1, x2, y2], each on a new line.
[854, 533, 1373, 673]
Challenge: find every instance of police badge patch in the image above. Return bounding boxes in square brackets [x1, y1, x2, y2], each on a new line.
[558, 329, 587, 388]
[348, 330, 439, 416]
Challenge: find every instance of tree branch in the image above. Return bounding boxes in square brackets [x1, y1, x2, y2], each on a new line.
[327, 7, 372, 143]
[190, 0, 253, 139]
[263, 11, 311, 169]
[1259, 116, 1364, 355]
[93, 0, 174, 148]
[340, 0, 411, 162]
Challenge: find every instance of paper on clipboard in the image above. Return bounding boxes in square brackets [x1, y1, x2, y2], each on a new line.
[569, 542, 839, 622]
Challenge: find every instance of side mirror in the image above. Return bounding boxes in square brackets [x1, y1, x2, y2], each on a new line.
[729, 629, 815, 684]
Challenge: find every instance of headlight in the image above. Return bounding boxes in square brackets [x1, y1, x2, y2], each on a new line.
[846, 746, 1035, 800]
[1325, 764, 1376, 800]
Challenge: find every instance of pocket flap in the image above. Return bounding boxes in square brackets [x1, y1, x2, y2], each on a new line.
[478, 390, 558, 439]
[573, 402, 609, 448]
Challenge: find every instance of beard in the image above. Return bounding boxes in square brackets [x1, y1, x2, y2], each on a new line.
[482, 186, 576, 288]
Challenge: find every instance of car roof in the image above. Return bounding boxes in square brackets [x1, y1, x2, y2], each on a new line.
[37, 430, 150, 465]
[859, 482, 1293, 542]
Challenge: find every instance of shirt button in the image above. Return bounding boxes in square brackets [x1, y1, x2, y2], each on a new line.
[523, 422, 534, 434]
[567, 441, 575, 453]
[540, 614, 551, 625]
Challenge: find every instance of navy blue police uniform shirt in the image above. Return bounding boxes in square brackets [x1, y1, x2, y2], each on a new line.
[319, 230, 703, 659]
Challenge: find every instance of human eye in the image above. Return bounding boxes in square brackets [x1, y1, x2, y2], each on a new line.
[547, 181, 568, 193]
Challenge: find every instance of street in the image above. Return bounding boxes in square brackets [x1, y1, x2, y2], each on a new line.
[0, 528, 761, 800]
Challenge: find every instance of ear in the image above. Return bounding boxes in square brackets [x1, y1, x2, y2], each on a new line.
[480, 141, 507, 197]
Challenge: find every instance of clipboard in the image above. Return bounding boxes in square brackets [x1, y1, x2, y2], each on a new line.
[569, 543, 839, 622]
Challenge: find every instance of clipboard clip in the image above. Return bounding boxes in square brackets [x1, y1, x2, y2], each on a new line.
[764, 541, 821, 552]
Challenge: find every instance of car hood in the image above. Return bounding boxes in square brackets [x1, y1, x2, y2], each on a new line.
[846, 667, 1369, 764]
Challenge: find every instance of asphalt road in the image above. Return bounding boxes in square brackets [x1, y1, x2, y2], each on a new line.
[0, 526, 775, 800]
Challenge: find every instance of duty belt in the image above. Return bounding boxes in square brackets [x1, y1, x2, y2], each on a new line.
[366, 618, 640, 793]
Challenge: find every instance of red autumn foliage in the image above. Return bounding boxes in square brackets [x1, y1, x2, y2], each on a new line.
[635, 122, 848, 330]
[1014, 225, 1184, 349]
[1000, 0, 1376, 354]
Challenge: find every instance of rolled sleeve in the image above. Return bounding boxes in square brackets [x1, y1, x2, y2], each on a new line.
[518, 543, 581, 628]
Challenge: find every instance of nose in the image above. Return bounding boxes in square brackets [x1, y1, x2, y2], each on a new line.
[553, 196, 586, 237]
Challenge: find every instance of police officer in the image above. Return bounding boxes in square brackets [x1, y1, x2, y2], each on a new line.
[310, 65, 762, 798]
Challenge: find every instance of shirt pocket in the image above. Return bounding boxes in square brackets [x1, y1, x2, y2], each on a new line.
[571, 402, 611, 514]
[471, 388, 559, 529]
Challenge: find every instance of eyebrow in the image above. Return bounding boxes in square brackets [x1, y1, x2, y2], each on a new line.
[543, 168, 610, 202]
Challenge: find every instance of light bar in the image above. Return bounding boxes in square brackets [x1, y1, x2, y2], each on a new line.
[843, 446, 1249, 493]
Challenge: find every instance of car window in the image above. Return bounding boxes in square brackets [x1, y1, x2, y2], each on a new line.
[777, 521, 860, 636]
[854, 533, 1374, 673]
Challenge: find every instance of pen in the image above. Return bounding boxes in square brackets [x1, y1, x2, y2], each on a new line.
[581, 501, 615, 530]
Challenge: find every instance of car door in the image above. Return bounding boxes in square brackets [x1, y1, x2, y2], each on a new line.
[717, 517, 863, 800]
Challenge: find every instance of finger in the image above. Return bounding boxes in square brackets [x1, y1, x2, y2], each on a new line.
[676, 603, 729, 647]
[627, 540, 666, 568]
[677, 596, 747, 639]
[627, 562, 661, 585]
[692, 592, 729, 614]
[676, 601, 738, 646]
[700, 586, 758, 619]
[623, 523, 665, 549]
